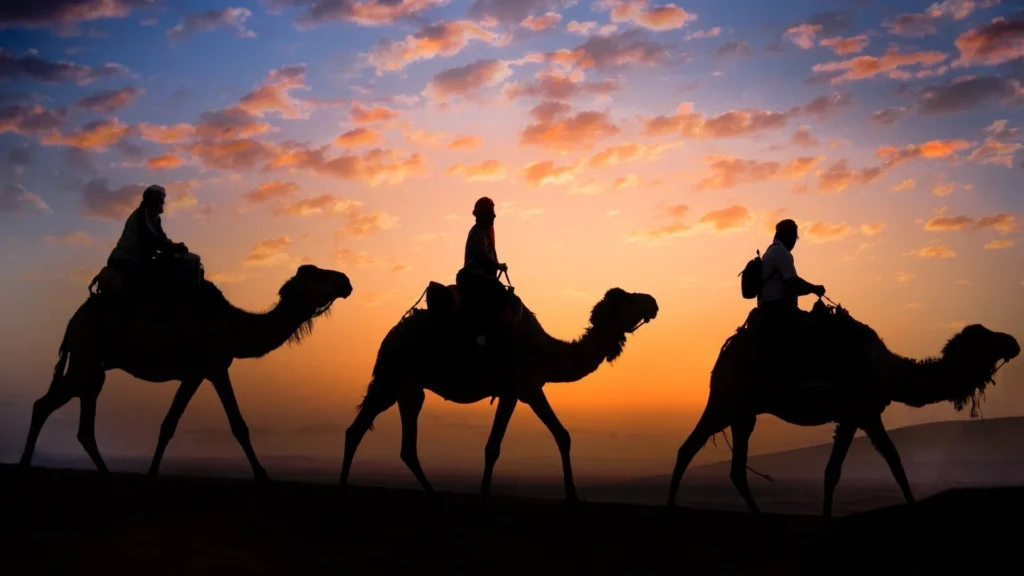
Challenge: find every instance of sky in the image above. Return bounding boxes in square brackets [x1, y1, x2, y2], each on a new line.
[1, 0, 1023, 482]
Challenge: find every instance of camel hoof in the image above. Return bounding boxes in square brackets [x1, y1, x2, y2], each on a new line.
[253, 470, 271, 483]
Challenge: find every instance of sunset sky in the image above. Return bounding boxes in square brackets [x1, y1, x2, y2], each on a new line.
[1, 0, 1023, 483]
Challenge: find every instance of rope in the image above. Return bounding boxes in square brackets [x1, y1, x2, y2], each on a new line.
[400, 287, 428, 321]
[719, 429, 776, 483]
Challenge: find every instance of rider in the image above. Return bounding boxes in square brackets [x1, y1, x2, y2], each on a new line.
[757, 219, 826, 384]
[106, 184, 189, 292]
[456, 197, 509, 346]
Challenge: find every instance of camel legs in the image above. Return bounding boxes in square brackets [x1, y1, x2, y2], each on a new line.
[148, 378, 203, 476]
[523, 390, 578, 503]
[728, 415, 759, 513]
[339, 387, 397, 486]
[209, 372, 267, 481]
[667, 406, 729, 506]
[480, 396, 517, 501]
[863, 416, 915, 505]
[823, 422, 856, 519]
[20, 370, 79, 467]
[397, 387, 433, 493]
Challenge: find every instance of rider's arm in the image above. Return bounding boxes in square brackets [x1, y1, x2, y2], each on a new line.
[143, 212, 179, 253]
[786, 276, 822, 297]
[778, 249, 824, 297]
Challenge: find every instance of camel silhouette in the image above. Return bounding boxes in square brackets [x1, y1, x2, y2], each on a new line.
[339, 285, 659, 503]
[19, 264, 353, 480]
[666, 299, 1020, 517]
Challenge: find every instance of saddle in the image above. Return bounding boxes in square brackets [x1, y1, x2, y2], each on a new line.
[90, 253, 204, 297]
[744, 298, 866, 391]
[424, 281, 524, 328]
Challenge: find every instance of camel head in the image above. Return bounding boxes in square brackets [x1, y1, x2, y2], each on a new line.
[941, 324, 1020, 416]
[588, 288, 659, 362]
[278, 264, 353, 322]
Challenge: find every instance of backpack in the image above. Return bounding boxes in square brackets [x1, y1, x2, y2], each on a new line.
[739, 246, 778, 300]
[739, 250, 764, 300]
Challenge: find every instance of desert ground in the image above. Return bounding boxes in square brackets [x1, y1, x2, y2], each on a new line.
[2, 463, 1021, 575]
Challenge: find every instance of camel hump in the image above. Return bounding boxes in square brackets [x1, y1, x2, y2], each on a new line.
[426, 281, 458, 316]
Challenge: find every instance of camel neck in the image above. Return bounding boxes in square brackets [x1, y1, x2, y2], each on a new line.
[541, 325, 623, 384]
[229, 298, 311, 360]
[886, 354, 983, 409]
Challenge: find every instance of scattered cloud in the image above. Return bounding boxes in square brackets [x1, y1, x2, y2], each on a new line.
[905, 244, 957, 258]
[914, 75, 1024, 116]
[335, 127, 385, 147]
[521, 103, 620, 152]
[244, 180, 300, 204]
[869, 106, 908, 125]
[716, 41, 751, 59]
[271, 0, 448, 28]
[42, 118, 132, 150]
[810, 46, 948, 84]
[924, 209, 1019, 234]
[952, 16, 1024, 67]
[816, 159, 885, 193]
[896, 271, 916, 284]
[466, 0, 577, 26]
[267, 143, 425, 186]
[586, 141, 677, 168]
[625, 204, 757, 244]
[244, 236, 293, 267]
[860, 222, 887, 237]
[75, 86, 143, 113]
[522, 158, 580, 186]
[546, 29, 672, 71]
[349, 101, 399, 124]
[521, 12, 562, 31]
[237, 64, 313, 120]
[984, 238, 1017, 249]
[594, 0, 697, 31]
[0, 0, 153, 36]
[423, 58, 514, 101]
[146, 154, 184, 170]
[0, 183, 50, 214]
[0, 49, 129, 84]
[167, 7, 255, 44]
[79, 178, 144, 219]
[368, 20, 505, 73]
[803, 221, 854, 242]
[447, 159, 507, 181]
[819, 34, 869, 55]
[892, 178, 917, 191]
[691, 154, 824, 192]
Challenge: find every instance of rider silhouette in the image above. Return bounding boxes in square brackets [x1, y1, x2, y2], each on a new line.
[456, 197, 509, 346]
[757, 219, 826, 387]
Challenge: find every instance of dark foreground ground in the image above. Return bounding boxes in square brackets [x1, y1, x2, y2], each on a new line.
[1, 465, 1020, 575]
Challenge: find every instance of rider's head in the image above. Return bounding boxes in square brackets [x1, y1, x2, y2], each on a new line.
[473, 196, 496, 224]
[142, 184, 166, 216]
[775, 219, 799, 250]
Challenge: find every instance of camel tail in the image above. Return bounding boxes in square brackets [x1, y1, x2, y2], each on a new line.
[354, 378, 381, 431]
[53, 342, 70, 381]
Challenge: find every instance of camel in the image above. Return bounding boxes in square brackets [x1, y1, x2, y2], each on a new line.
[339, 285, 659, 503]
[19, 264, 353, 480]
[666, 299, 1020, 518]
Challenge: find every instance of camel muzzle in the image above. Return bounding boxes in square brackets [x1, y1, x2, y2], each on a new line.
[1001, 335, 1020, 362]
